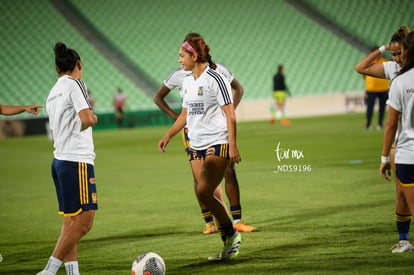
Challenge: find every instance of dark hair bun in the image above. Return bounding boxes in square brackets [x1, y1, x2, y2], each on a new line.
[53, 42, 81, 73]
[54, 42, 68, 57]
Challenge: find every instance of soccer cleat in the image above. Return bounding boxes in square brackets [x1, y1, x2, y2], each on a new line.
[208, 251, 223, 261]
[281, 119, 291, 126]
[37, 270, 55, 275]
[203, 221, 216, 234]
[234, 221, 256, 233]
[208, 250, 240, 261]
[391, 240, 414, 253]
[208, 231, 242, 261]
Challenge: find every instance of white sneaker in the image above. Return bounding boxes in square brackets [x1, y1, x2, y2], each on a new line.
[37, 270, 54, 275]
[391, 240, 413, 253]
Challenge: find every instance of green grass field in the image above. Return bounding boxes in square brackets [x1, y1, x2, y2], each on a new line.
[0, 113, 412, 274]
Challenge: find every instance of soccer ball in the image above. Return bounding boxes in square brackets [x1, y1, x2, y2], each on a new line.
[131, 252, 166, 275]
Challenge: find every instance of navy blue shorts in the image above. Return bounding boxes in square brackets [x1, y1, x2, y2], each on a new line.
[396, 164, 414, 186]
[187, 144, 230, 161]
[52, 159, 98, 216]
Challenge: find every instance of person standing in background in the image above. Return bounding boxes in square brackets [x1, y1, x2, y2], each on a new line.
[363, 47, 390, 130]
[271, 65, 291, 125]
[113, 87, 126, 128]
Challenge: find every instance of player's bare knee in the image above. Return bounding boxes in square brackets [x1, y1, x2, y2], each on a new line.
[78, 220, 93, 235]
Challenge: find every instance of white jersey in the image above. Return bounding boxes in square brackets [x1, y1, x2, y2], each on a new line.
[387, 68, 414, 164]
[383, 61, 402, 143]
[383, 61, 400, 81]
[182, 66, 233, 150]
[46, 75, 95, 165]
[164, 63, 235, 97]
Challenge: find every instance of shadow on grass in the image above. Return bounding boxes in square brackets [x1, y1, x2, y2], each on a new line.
[257, 199, 393, 228]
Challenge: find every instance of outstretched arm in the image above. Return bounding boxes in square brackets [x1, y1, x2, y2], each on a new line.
[0, 104, 42, 115]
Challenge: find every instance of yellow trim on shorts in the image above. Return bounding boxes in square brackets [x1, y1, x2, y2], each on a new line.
[181, 128, 190, 150]
[220, 144, 229, 158]
[78, 163, 89, 205]
[59, 208, 83, 217]
[399, 182, 414, 187]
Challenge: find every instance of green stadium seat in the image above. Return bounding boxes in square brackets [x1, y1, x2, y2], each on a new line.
[2, 0, 411, 112]
[0, 0, 154, 116]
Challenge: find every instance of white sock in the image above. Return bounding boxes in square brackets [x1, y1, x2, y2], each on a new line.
[44, 256, 62, 274]
[65, 261, 80, 275]
[276, 110, 282, 119]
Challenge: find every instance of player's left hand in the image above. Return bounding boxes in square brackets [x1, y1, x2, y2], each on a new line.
[158, 137, 169, 153]
[380, 162, 392, 182]
[230, 146, 241, 164]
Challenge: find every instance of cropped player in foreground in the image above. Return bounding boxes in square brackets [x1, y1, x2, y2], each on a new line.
[356, 26, 413, 253]
[154, 33, 255, 234]
[158, 35, 242, 260]
[380, 31, 414, 252]
[38, 42, 98, 275]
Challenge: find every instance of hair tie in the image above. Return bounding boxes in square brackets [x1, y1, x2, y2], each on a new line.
[182, 41, 197, 56]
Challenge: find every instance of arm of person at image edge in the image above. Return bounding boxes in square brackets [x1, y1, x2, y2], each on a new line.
[153, 78, 244, 119]
[0, 104, 42, 116]
[354, 44, 397, 78]
[379, 95, 400, 182]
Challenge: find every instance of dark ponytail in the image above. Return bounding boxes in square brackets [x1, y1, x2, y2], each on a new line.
[397, 31, 414, 76]
[54, 42, 81, 73]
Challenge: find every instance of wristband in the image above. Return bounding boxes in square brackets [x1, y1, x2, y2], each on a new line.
[381, 156, 390, 163]
[379, 45, 386, 54]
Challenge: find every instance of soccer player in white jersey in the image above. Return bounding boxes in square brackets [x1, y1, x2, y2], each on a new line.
[38, 42, 98, 275]
[158, 34, 241, 260]
[356, 26, 414, 253]
[154, 33, 255, 234]
[381, 31, 414, 253]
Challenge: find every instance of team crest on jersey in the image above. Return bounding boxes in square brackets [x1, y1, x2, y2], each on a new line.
[198, 86, 203, 96]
